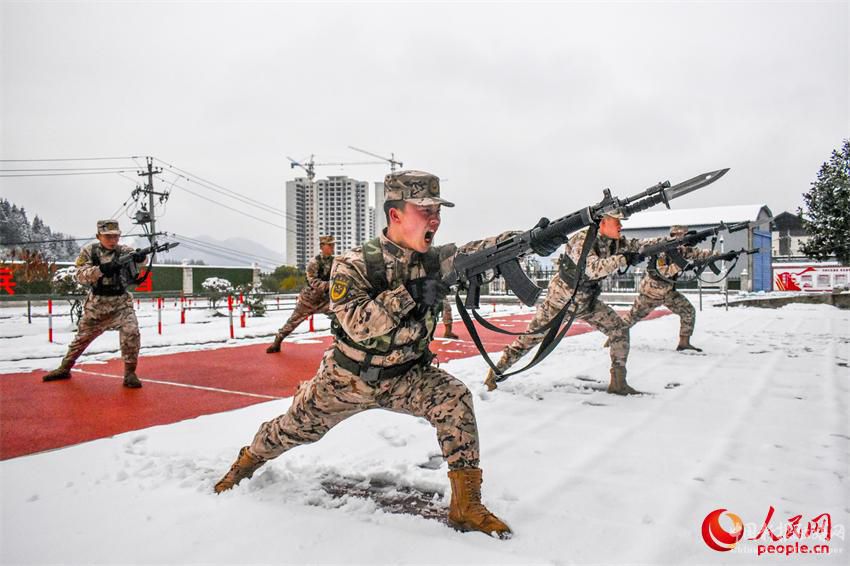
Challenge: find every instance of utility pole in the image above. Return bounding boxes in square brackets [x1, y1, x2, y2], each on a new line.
[136, 156, 167, 245]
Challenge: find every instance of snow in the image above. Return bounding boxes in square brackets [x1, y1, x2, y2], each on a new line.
[1, 298, 849, 564]
[0, 297, 529, 373]
[622, 204, 769, 229]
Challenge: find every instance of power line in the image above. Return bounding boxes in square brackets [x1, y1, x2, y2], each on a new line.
[176, 241, 279, 268]
[168, 182, 290, 231]
[171, 233, 285, 265]
[0, 170, 137, 178]
[0, 233, 154, 246]
[153, 157, 286, 215]
[0, 156, 139, 162]
[0, 167, 141, 172]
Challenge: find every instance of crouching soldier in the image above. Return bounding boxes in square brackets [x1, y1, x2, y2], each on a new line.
[621, 225, 717, 352]
[216, 171, 513, 538]
[266, 235, 335, 353]
[43, 220, 147, 388]
[485, 212, 653, 395]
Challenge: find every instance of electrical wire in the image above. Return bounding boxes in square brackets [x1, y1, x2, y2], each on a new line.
[0, 170, 138, 178]
[153, 157, 286, 215]
[171, 233, 284, 265]
[0, 156, 139, 162]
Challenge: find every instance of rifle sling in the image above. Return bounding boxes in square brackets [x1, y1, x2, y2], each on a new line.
[456, 224, 599, 381]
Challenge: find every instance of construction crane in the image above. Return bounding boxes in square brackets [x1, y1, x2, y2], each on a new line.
[286, 154, 385, 182]
[348, 146, 403, 172]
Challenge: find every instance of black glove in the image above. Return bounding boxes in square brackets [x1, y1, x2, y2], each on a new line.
[132, 250, 148, 262]
[405, 277, 450, 312]
[529, 217, 562, 257]
[621, 251, 644, 266]
[99, 261, 121, 276]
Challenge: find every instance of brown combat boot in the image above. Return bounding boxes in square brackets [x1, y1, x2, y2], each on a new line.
[447, 468, 512, 539]
[123, 362, 142, 388]
[442, 322, 460, 340]
[43, 361, 73, 382]
[214, 446, 266, 494]
[607, 366, 639, 395]
[676, 335, 703, 352]
[265, 334, 283, 353]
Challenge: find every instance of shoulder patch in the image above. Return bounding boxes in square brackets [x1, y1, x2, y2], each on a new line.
[75, 256, 87, 267]
[330, 277, 349, 302]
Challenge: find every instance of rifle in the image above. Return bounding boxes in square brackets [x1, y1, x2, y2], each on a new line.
[115, 241, 180, 286]
[638, 218, 766, 270]
[691, 247, 759, 276]
[446, 168, 729, 308]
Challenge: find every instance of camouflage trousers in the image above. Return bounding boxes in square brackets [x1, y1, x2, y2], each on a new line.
[442, 298, 453, 325]
[275, 292, 330, 340]
[495, 275, 630, 373]
[61, 293, 140, 366]
[250, 349, 480, 470]
[623, 277, 696, 337]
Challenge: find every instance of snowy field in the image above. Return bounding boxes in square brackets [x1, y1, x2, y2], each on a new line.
[0, 296, 529, 373]
[1, 298, 849, 565]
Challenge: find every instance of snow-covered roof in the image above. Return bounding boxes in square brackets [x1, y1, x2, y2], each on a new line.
[622, 204, 770, 230]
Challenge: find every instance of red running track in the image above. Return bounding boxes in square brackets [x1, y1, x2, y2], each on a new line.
[0, 310, 669, 460]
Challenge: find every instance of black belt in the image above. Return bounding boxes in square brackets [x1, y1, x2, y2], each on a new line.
[332, 348, 431, 383]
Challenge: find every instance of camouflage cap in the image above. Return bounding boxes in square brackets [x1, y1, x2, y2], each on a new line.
[384, 170, 454, 207]
[96, 219, 121, 235]
[319, 235, 335, 245]
[602, 210, 625, 220]
[670, 224, 688, 236]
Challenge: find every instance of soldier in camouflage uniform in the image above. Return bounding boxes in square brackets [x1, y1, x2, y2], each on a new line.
[43, 220, 148, 388]
[266, 235, 335, 353]
[216, 171, 515, 539]
[485, 213, 654, 395]
[622, 225, 718, 352]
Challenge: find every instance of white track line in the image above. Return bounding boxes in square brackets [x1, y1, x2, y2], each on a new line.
[73, 369, 283, 400]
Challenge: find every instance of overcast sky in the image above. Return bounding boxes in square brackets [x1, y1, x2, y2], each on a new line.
[2, 1, 847, 259]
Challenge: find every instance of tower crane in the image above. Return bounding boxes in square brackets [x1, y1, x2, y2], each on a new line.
[286, 154, 386, 182]
[347, 146, 403, 172]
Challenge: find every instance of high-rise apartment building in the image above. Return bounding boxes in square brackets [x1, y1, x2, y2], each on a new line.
[286, 175, 376, 268]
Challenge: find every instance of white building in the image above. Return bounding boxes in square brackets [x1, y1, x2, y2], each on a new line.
[286, 176, 376, 269]
[620, 204, 774, 292]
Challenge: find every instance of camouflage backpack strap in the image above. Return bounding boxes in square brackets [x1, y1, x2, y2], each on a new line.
[362, 238, 387, 298]
[319, 254, 332, 282]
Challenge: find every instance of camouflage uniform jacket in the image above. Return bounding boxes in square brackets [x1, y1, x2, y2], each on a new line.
[649, 246, 716, 281]
[641, 246, 717, 295]
[330, 231, 514, 367]
[559, 228, 648, 289]
[75, 242, 145, 292]
[301, 253, 334, 303]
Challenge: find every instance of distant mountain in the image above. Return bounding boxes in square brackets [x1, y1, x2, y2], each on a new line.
[154, 234, 286, 270]
[0, 198, 81, 261]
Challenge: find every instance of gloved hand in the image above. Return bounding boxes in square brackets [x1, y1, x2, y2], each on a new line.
[621, 251, 644, 266]
[132, 250, 148, 262]
[405, 277, 450, 312]
[529, 217, 562, 257]
[99, 261, 121, 277]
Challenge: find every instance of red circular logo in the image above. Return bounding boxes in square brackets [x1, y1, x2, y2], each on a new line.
[702, 508, 744, 552]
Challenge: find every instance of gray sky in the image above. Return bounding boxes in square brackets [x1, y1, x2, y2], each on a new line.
[2, 1, 847, 259]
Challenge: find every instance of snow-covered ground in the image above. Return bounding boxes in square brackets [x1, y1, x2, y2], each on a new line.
[0, 296, 529, 373]
[1, 298, 849, 564]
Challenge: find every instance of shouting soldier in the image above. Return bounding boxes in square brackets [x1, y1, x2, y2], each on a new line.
[216, 171, 515, 538]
